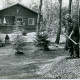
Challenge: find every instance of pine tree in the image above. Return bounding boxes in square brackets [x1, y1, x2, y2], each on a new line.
[13, 21, 22, 35]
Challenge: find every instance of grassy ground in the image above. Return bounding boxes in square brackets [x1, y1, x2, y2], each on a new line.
[0, 43, 69, 79]
[44, 56, 80, 79]
[0, 43, 80, 79]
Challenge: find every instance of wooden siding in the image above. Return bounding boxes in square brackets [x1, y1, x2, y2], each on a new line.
[0, 4, 38, 33]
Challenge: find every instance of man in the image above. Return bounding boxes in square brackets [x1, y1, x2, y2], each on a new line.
[65, 14, 79, 58]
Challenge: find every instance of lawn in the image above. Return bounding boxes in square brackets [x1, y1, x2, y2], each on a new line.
[0, 32, 80, 79]
[0, 43, 69, 79]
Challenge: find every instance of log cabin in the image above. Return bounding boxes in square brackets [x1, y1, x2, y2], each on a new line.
[0, 3, 42, 34]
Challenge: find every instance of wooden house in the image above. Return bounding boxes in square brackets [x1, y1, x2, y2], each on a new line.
[0, 3, 42, 34]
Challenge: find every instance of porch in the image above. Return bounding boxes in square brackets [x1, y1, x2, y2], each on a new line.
[0, 16, 24, 26]
[0, 16, 24, 34]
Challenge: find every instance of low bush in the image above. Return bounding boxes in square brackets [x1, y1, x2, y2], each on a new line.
[22, 30, 27, 36]
[22, 32, 27, 36]
[0, 38, 5, 47]
[34, 32, 50, 51]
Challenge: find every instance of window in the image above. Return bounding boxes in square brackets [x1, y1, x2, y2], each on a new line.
[28, 18, 34, 25]
[16, 17, 23, 25]
[17, 17, 23, 22]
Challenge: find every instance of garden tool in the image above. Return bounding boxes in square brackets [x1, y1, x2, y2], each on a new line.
[64, 33, 78, 45]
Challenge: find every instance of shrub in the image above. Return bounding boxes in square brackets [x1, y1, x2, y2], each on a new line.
[22, 29, 27, 36]
[34, 32, 50, 51]
[22, 32, 27, 36]
[0, 38, 5, 47]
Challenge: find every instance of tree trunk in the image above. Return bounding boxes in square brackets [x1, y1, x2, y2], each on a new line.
[55, 0, 62, 44]
[36, 0, 43, 34]
[69, 0, 72, 15]
[77, 0, 79, 27]
[77, 0, 80, 41]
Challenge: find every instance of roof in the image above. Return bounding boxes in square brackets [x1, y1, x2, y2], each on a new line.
[0, 3, 38, 14]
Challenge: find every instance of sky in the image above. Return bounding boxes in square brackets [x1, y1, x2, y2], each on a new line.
[0, 0, 69, 9]
[62, 0, 69, 6]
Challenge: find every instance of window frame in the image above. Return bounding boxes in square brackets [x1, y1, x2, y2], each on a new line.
[28, 18, 35, 25]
